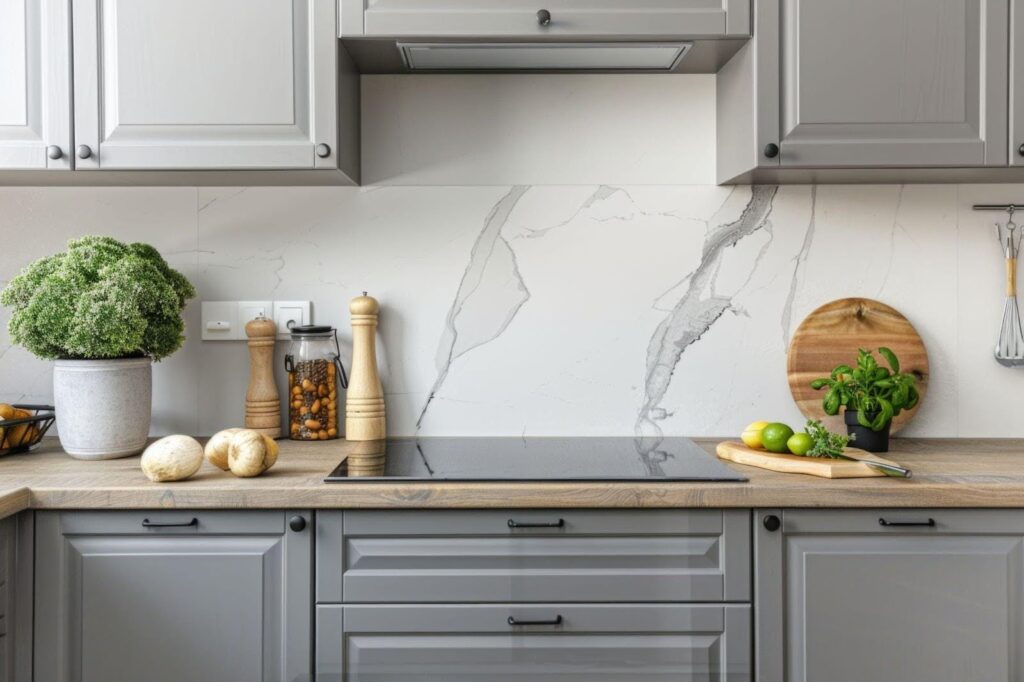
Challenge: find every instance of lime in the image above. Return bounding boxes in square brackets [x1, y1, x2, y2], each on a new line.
[741, 420, 770, 449]
[787, 432, 814, 456]
[761, 423, 795, 453]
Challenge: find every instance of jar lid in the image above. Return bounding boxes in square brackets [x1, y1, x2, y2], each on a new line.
[290, 324, 334, 337]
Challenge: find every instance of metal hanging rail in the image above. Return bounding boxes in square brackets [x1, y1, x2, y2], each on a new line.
[973, 204, 1024, 211]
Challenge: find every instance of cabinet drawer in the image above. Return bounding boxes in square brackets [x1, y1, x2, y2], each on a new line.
[782, 509, 1024, 535]
[56, 510, 285, 535]
[317, 510, 750, 603]
[317, 603, 751, 681]
[347, 0, 746, 37]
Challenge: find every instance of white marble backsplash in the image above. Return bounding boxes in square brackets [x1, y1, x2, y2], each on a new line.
[0, 183, 1022, 438]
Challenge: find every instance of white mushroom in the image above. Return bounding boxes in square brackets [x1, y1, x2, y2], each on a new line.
[141, 435, 204, 482]
[204, 427, 242, 471]
[227, 430, 279, 477]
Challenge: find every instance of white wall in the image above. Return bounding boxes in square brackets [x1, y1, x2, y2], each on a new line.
[1, 76, 1022, 438]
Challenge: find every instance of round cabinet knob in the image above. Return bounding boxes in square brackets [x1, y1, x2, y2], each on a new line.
[763, 143, 780, 159]
[46, 145, 63, 160]
[762, 514, 781, 532]
[1018, 143, 1024, 157]
[289, 515, 307, 532]
[315, 143, 331, 158]
[537, 8, 552, 25]
[77, 144, 92, 159]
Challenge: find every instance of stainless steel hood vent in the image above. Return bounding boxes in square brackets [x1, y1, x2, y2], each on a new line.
[397, 42, 692, 72]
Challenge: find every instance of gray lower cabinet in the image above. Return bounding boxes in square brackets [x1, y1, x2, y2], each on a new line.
[717, 0, 1010, 182]
[33, 510, 312, 682]
[755, 509, 1024, 682]
[318, 509, 750, 603]
[316, 603, 751, 681]
[0, 513, 32, 682]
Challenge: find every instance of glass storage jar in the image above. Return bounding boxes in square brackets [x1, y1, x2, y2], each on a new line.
[284, 326, 347, 441]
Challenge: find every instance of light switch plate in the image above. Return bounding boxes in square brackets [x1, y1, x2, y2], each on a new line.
[201, 301, 239, 341]
[273, 301, 311, 339]
[238, 300, 272, 329]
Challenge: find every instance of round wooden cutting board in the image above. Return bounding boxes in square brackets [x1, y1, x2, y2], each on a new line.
[787, 298, 929, 433]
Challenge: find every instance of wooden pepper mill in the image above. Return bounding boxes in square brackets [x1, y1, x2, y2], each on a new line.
[245, 315, 281, 438]
[345, 293, 386, 441]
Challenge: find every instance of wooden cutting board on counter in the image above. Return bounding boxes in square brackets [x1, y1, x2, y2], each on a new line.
[787, 298, 929, 434]
[716, 441, 903, 479]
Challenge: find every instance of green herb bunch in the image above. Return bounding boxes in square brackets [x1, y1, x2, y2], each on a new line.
[0, 236, 195, 361]
[810, 347, 919, 432]
[803, 419, 852, 458]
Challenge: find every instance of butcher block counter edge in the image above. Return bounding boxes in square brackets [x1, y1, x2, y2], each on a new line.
[0, 437, 1022, 516]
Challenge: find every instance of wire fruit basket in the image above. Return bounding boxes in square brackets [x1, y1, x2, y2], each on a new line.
[0, 404, 56, 456]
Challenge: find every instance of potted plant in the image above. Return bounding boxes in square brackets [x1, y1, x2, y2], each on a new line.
[0, 237, 195, 459]
[810, 347, 919, 453]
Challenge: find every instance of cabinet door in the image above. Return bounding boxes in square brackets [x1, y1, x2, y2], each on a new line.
[0, 0, 71, 170]
[755, 510, 1024, 682]
[1011, 0, 1024, 164]
[342, 0, 749, 38]
[317, 604, 751, 681]
[71, 0, 338, 170]
[772, 0, 1008, 167]
[33, 511, 312, 682]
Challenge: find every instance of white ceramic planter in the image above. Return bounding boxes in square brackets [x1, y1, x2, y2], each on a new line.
[53, 358, 152, 460]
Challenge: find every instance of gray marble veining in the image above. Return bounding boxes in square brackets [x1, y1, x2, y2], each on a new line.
[637, 186, 778, 440]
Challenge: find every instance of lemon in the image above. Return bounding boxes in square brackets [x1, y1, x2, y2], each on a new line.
[787, 432, 814, 456]
[761, 423, 795, 453]
[741, 421, 770, 449]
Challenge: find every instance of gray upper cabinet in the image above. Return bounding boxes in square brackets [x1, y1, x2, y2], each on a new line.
[718, 0, 1011, 182]
[317, 603, 752, 681]
[1, 0, 359, 182]
[71, 0, 340, 171]
[33, 510, 312, 682]
[340, 0, 751, 37]
[1011, 0, 1024, 165]
[755, 509, 1024, 682]
[0, 0, 72, 170]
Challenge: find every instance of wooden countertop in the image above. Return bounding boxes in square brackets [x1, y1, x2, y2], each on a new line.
[0, 437, 1022, 517]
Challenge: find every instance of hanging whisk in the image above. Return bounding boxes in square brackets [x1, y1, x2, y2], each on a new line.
[995, 207, 1024, 366]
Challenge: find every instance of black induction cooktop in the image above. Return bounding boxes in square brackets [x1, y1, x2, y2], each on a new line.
[325, 437, 746, 482]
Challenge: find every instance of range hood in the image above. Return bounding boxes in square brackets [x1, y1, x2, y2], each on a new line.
[337, 0, 750, 74]
[397, 42, 692, 71]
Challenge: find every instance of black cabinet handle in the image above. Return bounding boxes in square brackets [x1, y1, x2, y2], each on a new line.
[1018, 143, 1024, 157]
[762, 514, 781, 532]
[142, 517, 198, 528]
[508, 615, 563, 626]
[763, 143, 780, 158]
[508, 518, 565, 529]
[537, 8, 552, 25]
[289, 515, 307, 532]
[879, 517, 935, 528]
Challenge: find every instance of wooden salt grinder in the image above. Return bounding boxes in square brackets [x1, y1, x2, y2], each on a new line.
[345, 293, 386, 441]
[245, 315, 281, 438]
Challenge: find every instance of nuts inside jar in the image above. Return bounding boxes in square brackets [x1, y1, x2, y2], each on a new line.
[288, 359, 338, 440]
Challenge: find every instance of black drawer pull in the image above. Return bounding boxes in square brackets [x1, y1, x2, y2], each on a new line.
[507, 518, 565, 529]
[142, 517, 199, 528]
[878, 517, 935, 528]
[508, 615, 563, 626]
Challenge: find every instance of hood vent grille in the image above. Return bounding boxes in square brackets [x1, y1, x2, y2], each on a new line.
[398, 42, 692, 72]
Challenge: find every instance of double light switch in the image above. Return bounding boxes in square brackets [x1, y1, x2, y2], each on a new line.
[201, 301, 311, 341]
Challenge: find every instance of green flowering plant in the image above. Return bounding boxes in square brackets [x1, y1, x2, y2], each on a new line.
[0, 236, 195, 361]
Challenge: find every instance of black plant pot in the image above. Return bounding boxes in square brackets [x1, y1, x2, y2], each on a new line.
[844, 410, 891, 453]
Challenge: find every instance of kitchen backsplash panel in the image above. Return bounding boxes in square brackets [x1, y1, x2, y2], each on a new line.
[0, 184, 1021, 438]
